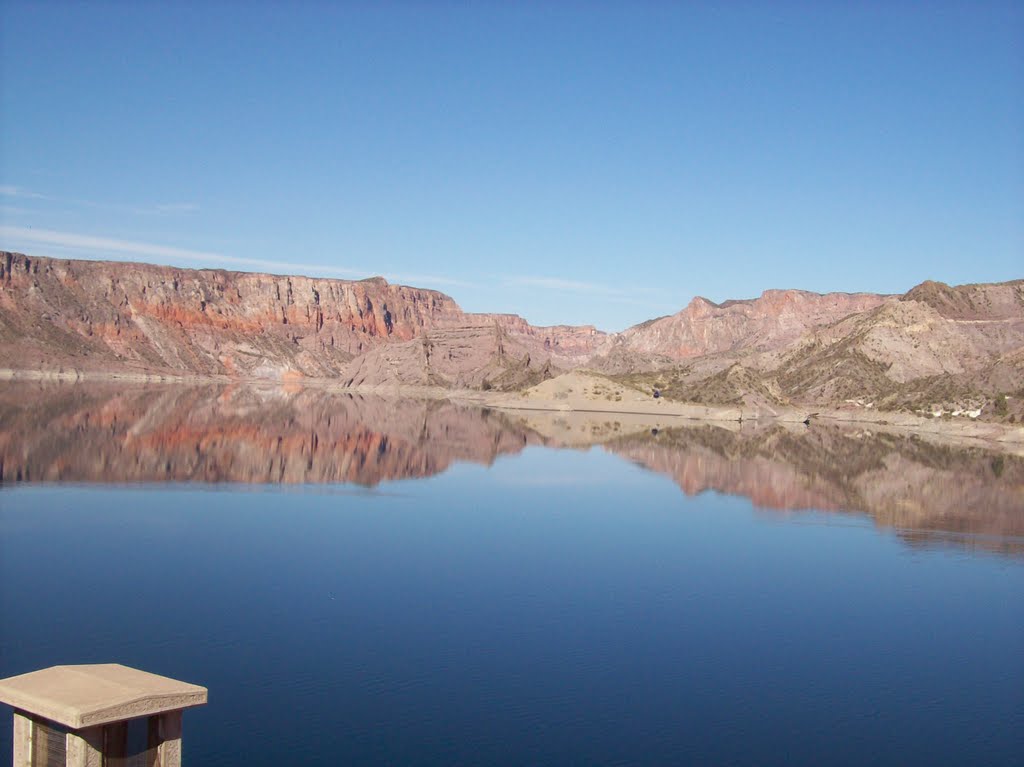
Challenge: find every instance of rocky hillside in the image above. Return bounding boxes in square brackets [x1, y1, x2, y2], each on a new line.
[1, 252, 1020, 418]
[599, 289, 891, 362]
[0, 252, 598, 381]
[610, 279, 1024, 422]
[777, 280, 1024, 406]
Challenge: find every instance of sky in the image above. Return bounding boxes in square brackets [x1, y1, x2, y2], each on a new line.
[1, 2, 1021, 331]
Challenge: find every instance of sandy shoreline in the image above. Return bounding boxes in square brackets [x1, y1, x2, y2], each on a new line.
[469, 399, 1024, 449]
[452, 370, 1024, 447]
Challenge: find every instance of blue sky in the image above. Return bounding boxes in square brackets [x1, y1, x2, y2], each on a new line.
[1, 2, 1021, 331]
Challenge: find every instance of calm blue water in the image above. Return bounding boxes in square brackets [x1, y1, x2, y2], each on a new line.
[1, 445, 1022, 766]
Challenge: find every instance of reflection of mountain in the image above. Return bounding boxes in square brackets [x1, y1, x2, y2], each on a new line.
[0, 383, 541, 485]
[606, 423, 1024, 557]
[1, 383, 1020, 557]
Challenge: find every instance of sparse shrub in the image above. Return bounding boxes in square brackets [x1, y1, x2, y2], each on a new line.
[994, 394, 1008, 416]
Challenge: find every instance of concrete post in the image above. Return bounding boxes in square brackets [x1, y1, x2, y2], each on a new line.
[104, 720, 127, 762]
[157, 709, 183, 767]
[1, 664, 205, 767]
[12, 710, 32, 767]
[65, 726, 103, 767]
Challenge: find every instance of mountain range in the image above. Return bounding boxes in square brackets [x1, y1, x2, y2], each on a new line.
[1, 251, 1021, 423]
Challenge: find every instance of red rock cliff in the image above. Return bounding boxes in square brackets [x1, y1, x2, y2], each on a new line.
[0, 252, 465, 377]
[0, 252, 612, 380]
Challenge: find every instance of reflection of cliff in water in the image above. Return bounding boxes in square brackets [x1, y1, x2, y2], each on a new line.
[606, 422, 1024, 557]
[0, 382, 540, 485]
[1, 382, 1021, 557]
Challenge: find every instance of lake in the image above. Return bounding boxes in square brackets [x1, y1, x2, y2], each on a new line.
[1, 382, 1022, 765]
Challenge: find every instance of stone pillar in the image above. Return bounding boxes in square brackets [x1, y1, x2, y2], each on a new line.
[13, 710, 32, 767]
[156, 709, 183, 767]
[66, 726, 103, 767]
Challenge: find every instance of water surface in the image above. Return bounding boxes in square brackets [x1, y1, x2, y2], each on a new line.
[1, 383, 1021, 765]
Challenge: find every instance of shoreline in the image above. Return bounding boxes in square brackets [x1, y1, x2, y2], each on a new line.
[456, 393, 1024, 448]
[2, 367, 1022, 447]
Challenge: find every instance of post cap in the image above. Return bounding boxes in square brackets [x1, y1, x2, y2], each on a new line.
[0, 664, 207, 729]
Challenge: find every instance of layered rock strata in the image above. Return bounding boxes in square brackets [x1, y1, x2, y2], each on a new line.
[0, 252, 601, 380]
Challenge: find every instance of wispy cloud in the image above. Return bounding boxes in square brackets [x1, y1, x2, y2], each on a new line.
[0, 184, 198, 215]
[0, 225, 472, 290]
[152, 202, 200, 214]
[70, 198, 201, 216]
[503, 275, 617, 293]
[0, 185, 49, 200]
[0, 204, 35, 218]
[0, 225, 367, 277]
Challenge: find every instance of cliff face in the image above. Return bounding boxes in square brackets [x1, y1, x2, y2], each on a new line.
[0, 252, 468, 378]
[0, 252, 593, 380]
[0, 252, 611, 382]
